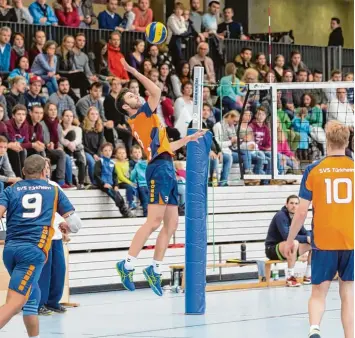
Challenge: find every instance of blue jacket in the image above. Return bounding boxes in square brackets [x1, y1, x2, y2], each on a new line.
[0, 44, 11, 72]
[98, 10, 122, 30]
[94, 156, 116, 187]
[24, 92, 47, 110]
[29, 2, 58, 25]
[8, 69, 30, 84]
[291, 117, 310, 150]
[265, 206, 310, 246]
[130, 160, 147, 187]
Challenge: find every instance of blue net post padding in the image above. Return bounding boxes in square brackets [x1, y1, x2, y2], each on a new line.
[185, 129, 212, 315]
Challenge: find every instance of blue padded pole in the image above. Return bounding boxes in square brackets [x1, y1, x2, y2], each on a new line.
[185, 129, 212, 315]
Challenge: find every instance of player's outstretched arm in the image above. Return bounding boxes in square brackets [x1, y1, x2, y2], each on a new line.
[170, 130, 206, 152]
[120, 58, 161, 112]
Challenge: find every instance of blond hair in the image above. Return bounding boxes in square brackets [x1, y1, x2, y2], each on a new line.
[242, 68, 259, 82]
[223, 110, 240, 120]
[325, 120, 350, 150]
[82, 107, 104, 133]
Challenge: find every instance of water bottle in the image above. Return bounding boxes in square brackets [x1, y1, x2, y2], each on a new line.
[241, 242, 246, 261]
[171, 271, 181, 293]
[212, 171, 218, 187]
[272, 264, 279, 281]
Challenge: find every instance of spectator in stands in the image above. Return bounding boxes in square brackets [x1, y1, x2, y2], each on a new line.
[41, 102, 74, 188]
[82, 106, 104, 185]
[5, 104, 29, 177]
[12, 0, 33, 24]
[142, 59, 152, 78]
[291, 107, 311, 161]
[89, 40, 113, 84]
[8, 56, 31, 85]
[202, 0, 220, 35]
[29, 0, 58, 26]
[217, 62, 243, 112]
[241, 68, 262, 114]
[29, 30, 46, 66]
[310, 70, 328, 110]
[146, 45, 160, 69]
[0, 103, 8, 134]
[117, 0, 135, 32]
[292, 69, 308, 107]
[189, 42, 216, 84]
[0, 0, 17, 22]
[281, 69, 296, 119]
[94, 142, 133, 217]
[54, 0, 80, 27]
[159, 63, 181, 100]
[32, 40, 59, 96]
[98, 0, 122, 30]
[56, 35, 90, 98]
[107, 32, 129, 84]
[115, 146, 136, 210]
[345, 72, 354, 105]
[5, 76, 26, 119]
[189, 0, 202, 34]
[287, 50, 312, 82]
[203, 86, 220, 123]
[265, 195, 312, 287]
[129, 145, 148, 217]
[273, 54, 285, 82]
[26, 105, 45, 157]
[73, 0, 96, 28]
[0, 27, 12, 74]
[254, 53, 269, 82]
[174, 82, 193, 138]
[328, 88, 354, 128]
[177, 61, 191, 86]
[218, 7, 243, 40]
[128, 39, 145, 73]
[0, 136, 21, 192]
[328, 17, 344, 47]
[25, 76, 46, 109]
[48, 77, 76, 118]
[324, 69, 342, 103]
[133, 0, 152, 32]
[60, 109, 86, 189]
[103, 77, 124, 125]
[234, 47, 253, 80]
[9, 32, 28, 71]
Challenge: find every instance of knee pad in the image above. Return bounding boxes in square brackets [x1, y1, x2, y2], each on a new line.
[23, 284, 40, 316]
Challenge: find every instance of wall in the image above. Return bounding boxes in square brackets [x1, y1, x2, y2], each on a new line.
[248, 0, 354, 48]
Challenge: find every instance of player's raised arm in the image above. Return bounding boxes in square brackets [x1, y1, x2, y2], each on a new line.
[169, 130, 206, 152]
[120, 58, 161, 112]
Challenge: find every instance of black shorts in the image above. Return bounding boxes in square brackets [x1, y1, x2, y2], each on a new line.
[265, 244, 286, 261]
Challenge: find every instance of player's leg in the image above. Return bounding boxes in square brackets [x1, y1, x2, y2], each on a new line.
[278, 240, 301, 286]
[298, 243, 312, 285]
[37, 245, 53, 315]
[0, 289, 27, 328]
[23, 283, 41, 337]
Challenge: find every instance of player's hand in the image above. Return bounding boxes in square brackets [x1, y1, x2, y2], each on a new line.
[284, 240, 295, 259]
[59, 222, 70, 234]
[188, 130, 206, 143]
[120, 58, 136, 75]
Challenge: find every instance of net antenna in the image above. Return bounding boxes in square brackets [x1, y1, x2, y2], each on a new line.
[192, 67, 204, 130]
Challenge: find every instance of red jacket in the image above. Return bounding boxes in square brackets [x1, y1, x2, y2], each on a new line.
[5, 118, 32, 149]
[54, 4, 80, 28]
[107, 43, 129, 80]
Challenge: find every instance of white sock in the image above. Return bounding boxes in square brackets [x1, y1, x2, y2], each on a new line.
[305, 265, 312, 278]
[287, 268, 295, 278]
[29, 336, 39, 338]
[124, 255, 136, 270]
[309, 324, 320, 332]
[152, 260, 162, 274]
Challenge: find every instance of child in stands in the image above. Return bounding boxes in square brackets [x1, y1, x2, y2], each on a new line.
[174, 161, 186, 215]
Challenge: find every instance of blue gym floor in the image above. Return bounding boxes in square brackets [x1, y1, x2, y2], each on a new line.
[0, 283, 343, 338]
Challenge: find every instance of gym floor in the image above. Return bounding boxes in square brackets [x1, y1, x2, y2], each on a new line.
[0, 283, 343, 338]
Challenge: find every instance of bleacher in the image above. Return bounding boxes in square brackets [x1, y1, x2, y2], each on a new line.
[66, 183, 312, 293]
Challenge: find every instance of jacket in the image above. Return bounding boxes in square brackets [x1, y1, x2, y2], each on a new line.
[24, 92, 47, 110]
[98, 10, 122, 30]
[74, 0, 96, 26]
[8, 68, 30, 85]
[114, 160, 133, 185]
[0, 43, 11, 72]
[5, 91, 26, 119]
[234, 54, 254, 80]
[0, 7, 17, 22]
[103, 94, 127, 126]
[328, 27, 344, 47]
[265, 206, 310, 246]
[189, 55, 216, 84]
[0, 153, 15, 182]
[48, 92, 76, 118]
[14, 6, 33, 24]
[56, 50, 75, 73]
[0, 121, 8, 139]
[54, 2, 80, 28]
[217, 75, 244, 102]
[94, 156, 117, 187]
[29, 2, 58, 25]
[130, 160, 147, 187]
[76, 94, 106, 122]
[291, 117, 310, 150]
[5, 118, 32, 149]
[249, 121, 271, 151]
[107, 43, 129, 80]
[26, 119, 44, 143]
[82, 128, 104, 156]
[40, 120, 63, 147]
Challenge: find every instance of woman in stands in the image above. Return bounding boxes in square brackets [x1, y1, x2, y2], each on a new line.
[9, 32, 28, 71]
[32, 40, 60, 95]
[0, 103, 8, 139]
[254, 52, 270, 82]
[82, 106, 104, 186]
[60, 109, 86, 189]
[159, 63, 182, 100]
[54, 0, 81, 28]
[29, 30, 46, 66]
[176, 61, 191, 86]
[174, 81, 193, 138]
[281, 69, 296, 119]
[73, 0, 96, 28]
[141, 59, 153, 78]
[273, 54, 285, 83]
[0, 0, 17, 23]
[8, 56, 31, 85]
[56, 35, 90, 98]
[89, 40, 113, 85]
[128, 39, 145, 73]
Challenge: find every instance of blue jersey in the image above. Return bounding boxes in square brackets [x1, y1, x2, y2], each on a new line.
[0, 179, 74, 256]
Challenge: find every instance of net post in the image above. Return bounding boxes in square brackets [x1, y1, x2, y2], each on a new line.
[185, 66, 212, 315]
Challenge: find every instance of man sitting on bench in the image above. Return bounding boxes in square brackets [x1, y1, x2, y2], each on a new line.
[265, 195, 312, 287]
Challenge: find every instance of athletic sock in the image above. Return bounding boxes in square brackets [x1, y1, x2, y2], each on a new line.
[124, 255, 136, 270]
[309, 325, 320, 333]
[152, 260, 162, 274]
[305, 265, 312, 278]
[287, 268, 295, 278]
[29, 336, 39, 338]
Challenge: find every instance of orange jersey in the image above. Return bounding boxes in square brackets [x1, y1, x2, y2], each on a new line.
[128, 103, 174, 162]
[299, 156, 354, 250]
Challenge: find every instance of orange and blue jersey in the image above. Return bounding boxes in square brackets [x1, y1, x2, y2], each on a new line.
[299, 156, 354, 251]
[128, 102, 174, 162]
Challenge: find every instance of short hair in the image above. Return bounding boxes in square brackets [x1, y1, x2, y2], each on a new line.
[9, 75, 26, 87]
[331, 17, 340, 24]
[23, 155, 46, 178]
[286, 195, 299, 203]
[197, 42, 209, 53]
[116, 88, 131, 113]
[345, 72, 354, 78]
[313, 69, 323, 75]
[174, 2, 184, 10]
[128, 79, 139, 87]
[241, 47, 252, 54]
[290, 50, 301, 58]
[100, 142, 113, 152]
[43, 40, 57, 54]
[30, 105, 43, 112]
[223, 7, 234, 13]
[325, 120, 350, 150]
[110, 31, 121, 40]
[89, 82, 103, 91]
[331, 69, 342, 77]
[12, 104, 27, 116]
[131, 144, 142, 153]
[203, 102, 212, 110]
[12, 32, 25, 42]
[0, 135, 8, 143]
[58, 77, 69, 86]
[257, 106, 267, 113]
[181, 81, 193, 92]
[297, 68, 308, 75]
[0, 26, 11, 34]
[132, 39, 145, 51]
[75, 32, 86, 39]
[115, 145, 126, 154]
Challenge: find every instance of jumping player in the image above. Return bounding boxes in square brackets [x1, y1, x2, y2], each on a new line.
[0, 155, 82, 337]
[116, 59, 205, 296]
[285, 120, 354, 338]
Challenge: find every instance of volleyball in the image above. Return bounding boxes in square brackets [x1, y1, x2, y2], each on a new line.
[145, 22, 167, 45]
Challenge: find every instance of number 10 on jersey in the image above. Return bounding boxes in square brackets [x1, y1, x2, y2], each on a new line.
[325, 178, 353, 204]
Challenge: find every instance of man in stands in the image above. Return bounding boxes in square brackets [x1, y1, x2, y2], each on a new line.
[234, 47, 253, 79]
[132, 0, 153, 32]
[0, 27, 12, 75]
[48, 77, 77, 118]
[5, 76, 26, 119]
[26, 105, 45, 157]
[107, 32, 130, 85]
[189, 42, 216, 84]
[287, 50, 312, 82]
[310, 70, 328, 110]
[328, 17, 344, 47]
[25, 76, 47, 110]
[265, 195, 312, 287]
[98, 0, 122, 30]
[324, 69, 342, 102]
[202, 0, 220, 35]
[218, 7, 243, 40]
[292, 69, 308, 107]
[13, 0, 33, 24]
[29, 0, 58, 26]
[328, 88, 354, 129]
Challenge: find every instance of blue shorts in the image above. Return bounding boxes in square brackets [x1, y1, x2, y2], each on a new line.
[146, 157, 178, 206]
[312, 249, 354, 285]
